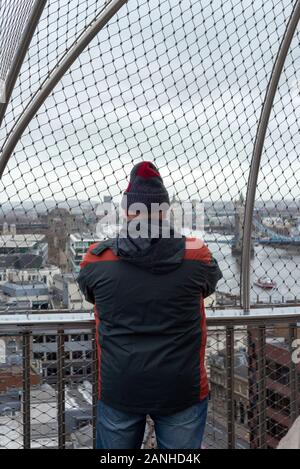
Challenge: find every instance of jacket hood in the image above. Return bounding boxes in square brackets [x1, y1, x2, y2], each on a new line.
[116, 220, 185, 274]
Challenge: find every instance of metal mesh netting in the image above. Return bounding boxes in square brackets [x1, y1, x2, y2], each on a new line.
[0, 321, 299, 449]
[0, 0, 34, 102]
[0, 0, 300, 451]
[0, 0, 299, 309]
[0, 0, 112, 139]
[251, 23, 300, 305]
[0, 0, 33, 79]
[0, 327, 97, 449]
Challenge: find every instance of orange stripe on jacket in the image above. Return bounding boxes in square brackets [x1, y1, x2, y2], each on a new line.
[199, 299, 209, 400]
[81, 243, 118, 398]
[184, 237, 212, 264]
[184, 238, 210, 398]
[94, 306, 102, 400]
[80, 243, 119, 269]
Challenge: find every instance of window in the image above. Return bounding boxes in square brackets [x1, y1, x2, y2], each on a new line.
[76, 419, 92, 430]
[46, 352, 57, 361]
[33, 335, 44, 343]
[71, 335, 81, 342]
[85, 350, 92, 359]
[45, 335, 56, 343]
[7, 340, 17, 354]
[33, 352, 44, 360]
[266, 389, 290, 416]
[278, 366, 290, 386]
[266, 360, 290, 385]
[73, 351, 83, 360]
[266, 417, 288, 439]
[239, 402, 246, 424]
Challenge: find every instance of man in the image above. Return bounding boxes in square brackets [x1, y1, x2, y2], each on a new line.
[78, 161, 222, 449]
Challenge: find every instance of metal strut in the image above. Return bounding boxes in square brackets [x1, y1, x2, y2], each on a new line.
[241, 0, 300, 313]
[0, 0, 128, 179]
[0, 0, 47, 128]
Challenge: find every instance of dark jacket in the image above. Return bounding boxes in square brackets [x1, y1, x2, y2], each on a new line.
[78, 225, 222, 415]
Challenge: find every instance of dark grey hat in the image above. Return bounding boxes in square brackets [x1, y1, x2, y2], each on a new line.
[121, 161, 170, 213]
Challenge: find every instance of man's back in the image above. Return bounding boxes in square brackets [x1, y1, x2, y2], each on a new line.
[78, 232, 222, 415]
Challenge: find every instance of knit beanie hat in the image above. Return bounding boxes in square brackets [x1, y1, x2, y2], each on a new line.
[121, 161, 170, 214]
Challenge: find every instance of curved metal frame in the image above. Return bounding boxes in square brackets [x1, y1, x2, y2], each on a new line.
[241, 0, 300, 313]
[1, 0, 300, 313]
[0, 0, 128, 178]
[0, 0, 47, 128]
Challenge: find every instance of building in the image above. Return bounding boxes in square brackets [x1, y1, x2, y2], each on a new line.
[0, 234, 48, 265]
[209, 333, 300, 449]
[46, 208, 74, 271]
[262, 217, 291, 236]
[246, 325, 300, 449]
[52, 273, 92, 310]
[264, 339, 300, 448]
[0, 253, 44, 272]
[209, 349, 249, 430]
[1, 282, 49, 310]
[46, 208, 89, 271]
[0, 263, 60, 289]
[0, 364, 40, 393]
[1, 223, 9, 235]
[0, 382, 93, 449]
[32, 331, 93, 383]
[0, 389, 21, 416]
[69, 233, 105, 273]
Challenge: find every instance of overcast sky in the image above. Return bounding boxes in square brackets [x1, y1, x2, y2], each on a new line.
[1, 0, 300, 210]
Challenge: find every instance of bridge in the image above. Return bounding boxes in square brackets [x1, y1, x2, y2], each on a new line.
[252, 217, 300, 245]
[229, 203, 300, 248]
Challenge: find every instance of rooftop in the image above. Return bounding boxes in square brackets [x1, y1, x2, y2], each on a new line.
[69, 233, 104, 243]
[0, 312, 299, 449]
[0, 235, 46, 249]
[0, 253, 43, 269]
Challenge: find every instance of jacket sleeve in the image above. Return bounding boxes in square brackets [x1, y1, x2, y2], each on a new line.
[78, 269, 95, 304]
[186, 239, 223, 298]
[194, 256, 223, 298]
[77, 243, 99, 305]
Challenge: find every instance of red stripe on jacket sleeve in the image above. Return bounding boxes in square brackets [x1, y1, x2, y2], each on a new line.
[184, 237, 212, 264]
[199, 299, 209, 400]
[94, 306, 102, 400]
[80, 243, 119, 269]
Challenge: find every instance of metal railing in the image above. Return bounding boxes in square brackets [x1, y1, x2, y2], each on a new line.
[1, 0, 300, 313]
[0, 308, 299, 449]
[0, 0, 300, 450]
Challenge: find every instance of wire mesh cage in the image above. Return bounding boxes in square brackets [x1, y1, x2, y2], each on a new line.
[0, 318, 299, 449]
[1, 0, 300, 309]
[0, 0, 300, 450]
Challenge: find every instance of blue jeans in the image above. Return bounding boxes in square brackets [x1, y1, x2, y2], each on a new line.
[96, 398, 208, 449]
